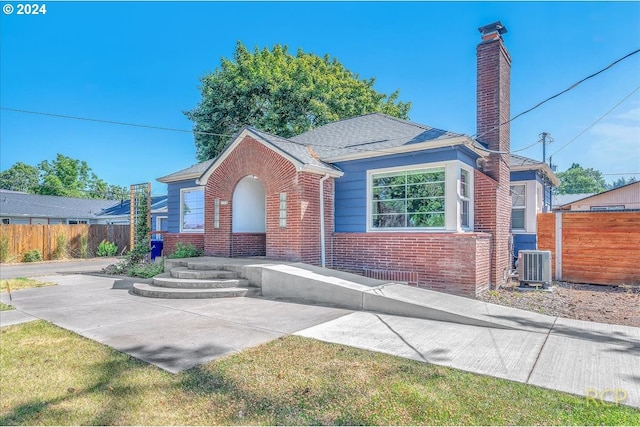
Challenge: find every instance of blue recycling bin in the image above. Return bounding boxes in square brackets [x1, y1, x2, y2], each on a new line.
[150, 240, 164, 260]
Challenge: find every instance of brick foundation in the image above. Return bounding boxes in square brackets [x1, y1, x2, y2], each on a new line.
[231, 233, 266, 257]
[163, 233, 205, 256]
[332, 232, 491, 297]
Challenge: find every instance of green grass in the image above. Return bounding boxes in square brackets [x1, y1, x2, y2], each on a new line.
[1, 277, 55, 293]
[0, 302, 13, 311]
[1, 321, 637, 425]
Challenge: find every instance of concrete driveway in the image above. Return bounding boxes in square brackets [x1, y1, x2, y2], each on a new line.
[0, 274, 350, 373]
[1, 270, 639, 408]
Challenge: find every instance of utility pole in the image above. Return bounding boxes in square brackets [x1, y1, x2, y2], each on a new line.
[540, 132, 554, 212]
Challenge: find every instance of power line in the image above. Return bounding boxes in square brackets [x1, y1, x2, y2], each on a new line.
[473, 48, 640, 141]
[549, 85, 640, 157]
[0, 107, 233, 138]
[4, 47, 638, 159]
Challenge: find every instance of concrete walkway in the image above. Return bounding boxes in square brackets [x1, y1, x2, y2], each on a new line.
[1, 272, 638, 408]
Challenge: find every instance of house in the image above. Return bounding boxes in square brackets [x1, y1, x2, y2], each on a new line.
[0, 189, 119, 225]
[555, 181, 640, 211]
[509, 154, 559, 262]
[95, 195, 169, 236]
[552, 193, 595, 210]
[158, 21, 517, 297]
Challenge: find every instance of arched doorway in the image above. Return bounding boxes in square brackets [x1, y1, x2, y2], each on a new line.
[231, 175, 266, 256]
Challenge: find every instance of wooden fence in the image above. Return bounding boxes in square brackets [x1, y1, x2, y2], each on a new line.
[0, 224, 130, 262]
[537, 211, 640, 286]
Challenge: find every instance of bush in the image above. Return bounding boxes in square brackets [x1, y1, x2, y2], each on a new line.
[96, 240, 118, 257]
[168, 242, 203, 259]
[22, 250, 43, 263]
[128, 258, 164, 278]
[0, 235, 9, 262]
[53, 234, 69, 260]
[79, 234, 89, 258]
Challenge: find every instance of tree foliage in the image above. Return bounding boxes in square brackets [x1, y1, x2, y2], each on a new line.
[0, 154, 128, 199]
[185, 42, 412, 161]
[0, 162, 39, 193]
[555, 163, 608, 195]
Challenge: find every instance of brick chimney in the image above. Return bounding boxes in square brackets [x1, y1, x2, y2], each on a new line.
[476, 21, 511, 288]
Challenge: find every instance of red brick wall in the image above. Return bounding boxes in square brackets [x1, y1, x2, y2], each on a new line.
[164, 233, 205, 256]
[332, 232, 491, 297]
[231, 233, 266, 257]
[202, 135, 334, 264]
[476, 32, 512, 287]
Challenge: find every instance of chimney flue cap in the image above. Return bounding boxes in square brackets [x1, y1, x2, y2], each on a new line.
[478, 21, 508, 41]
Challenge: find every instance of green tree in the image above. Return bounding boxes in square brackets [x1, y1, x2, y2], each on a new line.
[608, 176, 637, 190]
[34, 154, 127, 199]
[185, 42, 412, 161]
[556, 163, 607, 194]
[0, 162, 39, 192]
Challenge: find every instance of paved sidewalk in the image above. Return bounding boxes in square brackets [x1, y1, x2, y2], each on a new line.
[1, 273, 638, 408]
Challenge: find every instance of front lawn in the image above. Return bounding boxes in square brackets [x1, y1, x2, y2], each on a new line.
[1, 277, 55, 293]
[1, 321, 637, 425]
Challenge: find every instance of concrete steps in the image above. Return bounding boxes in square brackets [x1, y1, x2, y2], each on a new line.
[131, 260, 260, 299]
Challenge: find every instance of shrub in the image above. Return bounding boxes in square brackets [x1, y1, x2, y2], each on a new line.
[128, 258, 164, 278]
[0, 235, 9, 262]
[168, 242, 203, 259]
[96, 240, 118, 257]
[79, 234, 89, 258]
[53, 234, 69, 260]
[22, 250, 43, 263]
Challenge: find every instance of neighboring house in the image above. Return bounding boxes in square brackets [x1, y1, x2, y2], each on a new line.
[552, 193, 595, 210]
[509, 154, 559, 261]
[0, 189, 119, 225]
[555, 181, 640, 211]
[95, 195, 169, 236]
[158, 22, 519, 297]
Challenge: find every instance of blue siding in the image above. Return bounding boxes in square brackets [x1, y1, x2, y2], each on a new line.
[513, 233, 537, 262]
[510, 170, 539, 182]
[332, 147, 477, 233]
[166, 179, 200, 233]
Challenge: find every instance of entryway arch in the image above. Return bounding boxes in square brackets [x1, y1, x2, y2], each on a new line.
[231, 175, 266, 256]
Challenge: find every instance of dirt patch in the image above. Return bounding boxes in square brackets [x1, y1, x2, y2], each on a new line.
[478, 281, 640, 327]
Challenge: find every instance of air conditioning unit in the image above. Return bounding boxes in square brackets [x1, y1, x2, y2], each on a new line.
[518, 250, 552, 288]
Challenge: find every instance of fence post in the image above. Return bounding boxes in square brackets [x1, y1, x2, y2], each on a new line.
[555, 211, 562, 281]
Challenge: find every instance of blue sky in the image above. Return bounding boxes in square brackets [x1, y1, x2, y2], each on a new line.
[1, 1, 639, 195]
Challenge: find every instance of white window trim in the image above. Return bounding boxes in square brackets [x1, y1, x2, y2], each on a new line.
[511, 183, 527, 232]
[366, 160, 472, 232]
[180, 186, 205, 233]
[458, 165, 474, 231]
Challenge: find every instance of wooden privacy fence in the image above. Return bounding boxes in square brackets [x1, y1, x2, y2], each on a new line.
[0, 224, 130, 262]
[537, 211, 640, 286]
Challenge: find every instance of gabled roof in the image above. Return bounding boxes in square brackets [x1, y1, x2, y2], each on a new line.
[157, 159, 215, 183]
[96, 195, 168, 217]
[0, 189, 119, 220]
[555, 181, 640, 210]
[290, 113, 472, 161]
[509, 153, 560, 186]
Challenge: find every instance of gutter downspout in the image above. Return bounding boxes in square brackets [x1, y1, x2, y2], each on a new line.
[319, 174, 330, 267]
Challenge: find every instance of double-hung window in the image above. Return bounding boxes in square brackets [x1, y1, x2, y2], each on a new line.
[511, 184, 526, 230]
[181, 187, 204, 232]
[460, 169, 471, 229]
[371, 167, 446, 229]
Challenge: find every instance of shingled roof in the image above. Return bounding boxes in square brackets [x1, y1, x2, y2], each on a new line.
[159, 114, 474, 183]
[290, 113, 466, 160]
[0, 189, 119, 220]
